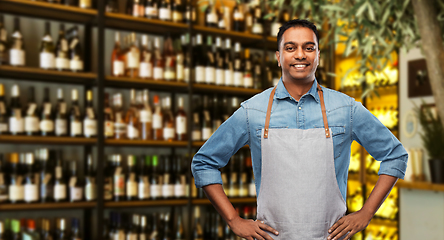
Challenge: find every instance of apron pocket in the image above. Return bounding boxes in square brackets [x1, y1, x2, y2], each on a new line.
[262, 221, 329, 240]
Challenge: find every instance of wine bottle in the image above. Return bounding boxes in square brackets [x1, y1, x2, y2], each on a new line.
[68, 26, 83, 72]
[149, 213, 160, 240]
[112, 93, 126, 139]
[104, 92, 115, 139]
[243, 48, 253, 88]
[246, 155, 256, 197]
[153, 37, 165, 80]
[40, 88, 55, 136]
[55, 24, 69, 71]
[56, 218, 69, 240]
[150, 155, 162, 200]
[158, 0, 172, 21]
[10, 220, 21, 240]
[126, 155, 138, 201]
[84, 154, 97, 201]
[139, 35, 153, 79]
[175, 97, 187, 141]
[39, 149, 54, 203]
[161, 155, 173, 199]
[232, 2, 244, 32]
[211, 96, 222, 133]
[205, 36, 215, 85]
[127, 214, 139, 240]
[173, 156, 186, 199]
[227, 156, 239, 197]
[139, 89, 153, 140]
[68, 161, 83, 202]
[139, 215, 148, 240]
[24, 87, 39, 136]
[23, 153, 39, 203]
[201, 96, 212, 141]
[40, 22, 56, 70]
[177, 35, 186, 82]
[126, 33, 140, 78]
[0, 84, 7, 135]
[8, 85, 24, 135]
[70, 218, 81, 240]
[233, 42, 243, 87]
[83, 90, 97, 138]
[152, 95, 163, 140]
[191, 97, 201, 141]
[224, 38, 233, 87]
[171, 0, 183, 23]
[244, 1, 253, 33]
[138, 155, 150, 200]
[163, 36, 176, 81]
[194, 34, 205, 83]
[54, 151, 67, 202]
[111, 32, 125, 77]
[106, 0, 119, 13]
[0, 154, 7, 202]
[9, 17, 25, 67]
[0, 14, 8, 65]
[205, 3, 218, 28]
[128, 0, 144, 17]
[54, 88, 68, 136]
[113, 154, 125, 201]
[162, 97, 175, 141]
[8, 152, 24, 203]
[126, 89, 140, 140]
[22, 219, 40, 240]
[184, 0, 196, 24]
[174, 208, 185, 240]
[251, 0, 263, 35]
[40, 218, 52, 240]
[145, 0, 158, 19]
[69, 89, 82, 137]
[238, 152, 248, 197]
[214, 37, 225, 86]
[162, 213, 172, 240]
[252, 52, 262, 89]
[193, 207, 204, 240]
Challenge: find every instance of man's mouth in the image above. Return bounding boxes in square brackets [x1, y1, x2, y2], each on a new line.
[291, 63, 310, 69]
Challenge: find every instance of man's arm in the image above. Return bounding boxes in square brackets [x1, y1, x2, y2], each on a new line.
[327, 174, 398, 240]
[203, 184, 279, 240]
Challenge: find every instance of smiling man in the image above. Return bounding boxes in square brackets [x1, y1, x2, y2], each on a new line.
[191, 19, 408, 240]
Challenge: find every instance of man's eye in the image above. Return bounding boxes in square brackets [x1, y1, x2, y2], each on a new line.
[286, 47, 294, 51]
[306, 47, 314, 51]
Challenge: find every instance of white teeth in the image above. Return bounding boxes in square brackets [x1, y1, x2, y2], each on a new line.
[293, 64, 306, 68]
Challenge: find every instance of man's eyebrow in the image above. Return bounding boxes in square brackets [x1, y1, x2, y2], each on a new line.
[283, 41, 316, 46]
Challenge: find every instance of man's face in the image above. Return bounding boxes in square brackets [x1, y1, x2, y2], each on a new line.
[276, 27, 320, 84]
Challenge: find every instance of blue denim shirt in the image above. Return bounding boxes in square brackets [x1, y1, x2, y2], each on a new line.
[191, 79, 408, 201]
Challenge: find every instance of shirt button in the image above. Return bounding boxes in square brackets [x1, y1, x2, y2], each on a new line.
[298, 107, 302, 110]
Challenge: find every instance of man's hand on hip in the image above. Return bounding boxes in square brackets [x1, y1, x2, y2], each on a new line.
[228, 216, 279, 240]
[327, 210, 372, 240]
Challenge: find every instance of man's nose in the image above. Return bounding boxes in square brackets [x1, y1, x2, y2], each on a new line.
[294, 48, 306, 60]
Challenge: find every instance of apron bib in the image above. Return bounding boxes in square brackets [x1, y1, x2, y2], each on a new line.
[257, 84, 347, 239]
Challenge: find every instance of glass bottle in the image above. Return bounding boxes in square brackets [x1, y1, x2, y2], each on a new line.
[243, 48, 253, 88]
[233, 42, 243, 87]
[22, 219, 40, 240]
[83, 90, 97, 138]
[153, 37, 164, 80]
[173, 156, 186, 199]
[191, 97, 201, 141]
[252, 52, 262, 89]
[138, 155, 150, 200]
[40, 88, 55, 136]
[9, 17, 25, 67]
[53, 151, 67, 202]
[24, 87, 39, 136]
[55, 24, 69, 71]
[68, 26, 83, 72]
[162, 96, 175, 141]
[104, 92, 115, 138]
[212, 96, 222, 133]
[215, 37, 225, 86]
[139, 89, 153, 140]
[232, 2, 244, 32]
[205, 36, 215, 85]
[193, 34, 205, 83]
[55, 218, 69, 240]
[174, 208, 185, 239]
[70, 218, 81, 240]
[68, 161, 83, 202]
[0, 84, 7, 135]
[8, 153, 24, 203]
[224, 38, 233, 87]
[23, 153, 39, 203]
[39, 149, 54, 203]
[111, 32, 125, 77]
[113, 93, 127, 139]
[205, 3, 218, 28]
[158, 0, 172, 21]
[145, 0, 158, 19]
[126, 89, 140, 140]
[193, 207, 203, 240]
[251, 0, 263, 35]
[139, 35, 153, 79]
[184, 0, 196, 24]
[40, 22, 55, 70]
[69, 89, 82, 137]
[0, 154, 7, 202]
[0, 14, 8, 65]
[55, 88, 68, 136]
[150, 155, 162, 200]
[152, 95, 163, 140]
[163, 36, 176, 81]
[84, 154, 97, 201]
[175, 97, 187, 141]
[126, 214, 139, 240]
[162, 155, 173, 199]
[176, 37, 185, 82]
[113, 154, 125, 201]
[126, 155, 138, 201]
[40, 218, 53, 240]
[103, 155, 113, 202]
[139, 215, 148, 240]
[126, 33, 140, 78]
[201, 96, 212, 141]
[106, 0, 119, 13]
[8, 85, 24, 135]
[171, 0, 183, 23]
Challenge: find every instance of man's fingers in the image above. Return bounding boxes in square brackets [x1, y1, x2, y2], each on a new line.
[328, 222, 347, 240]
[343, 230, 356, 240]
[252, 233, 264, 240]
[256, 229, 275, 240]
[329, 217, 343, 233]
[257, 221, 279, 236]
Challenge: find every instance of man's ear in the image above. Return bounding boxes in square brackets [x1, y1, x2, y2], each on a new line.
[275, 51, 280, 67]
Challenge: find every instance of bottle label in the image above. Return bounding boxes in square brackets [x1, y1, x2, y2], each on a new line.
[176, 63, 184, 81]
[172, 11, 183, 22]
[114, 174, 125, 196]
[163, 127, 175, 140]
[174, 180, 186, 197]
[70, 59, 84, 71]
[216, 69, 225, 85]
[127, 233, 137, 240]
[127, 125, 139, 139]
[159, 8, 171, 21]
[152, 114, 162, 129]
[114, 122, 127, 135]
[162, 184, 174, 198]
[192, 130, 202, 141]
[0, 123, 7, 132]
[9, 49, 25, 66]
[40, 174, 53, 199]
[24, 184, 39, 202]
[145, 7, 158, 17]
[164, 69, 176, 80]
[113, 60, 125, 76]
[225, 69, 233, 86]
[70, 186, 83, 201]
[9, 184, 24, 201]
[84, 119, 97, 137]
[138, 177, 149, 199]
[139, 62, 153, 78]
[184, 67, 190, 82]
[40, 119, 55, 132]
[105, 120, 115, 137]
[205, 66, 215, 84]
[270, 22, 281, 37]
[126, 180, 138, 197]
[139, 234, 146, 240]
[40, 52, 55, 69]
[246, 15, 253, 27]
[140, 110, 152, 123]
[239, 184, 248, 197]
[150, 184, 161, 198]
[9, 116, 24, 133]
[153, 66, 164, 80]
[0, 102, 5, 114]
[80, 0, 91, 8]
[25, 116, 39, 132]
[252, 24, 263, 34]
[54, 184, 67, 200]
[206, 12, 218, 24]
[202, 127, 212, 140]
[56, 57, 70, 70]
[195, 66, 205, 83]
[104, 177, 113, 200]
[55, 119, 68, 135]
[70, 121, 82, 136]
[234, 12, 243, 20]
[127, 49, 140, 69]
[243, 75, 253, 88]
[85, 182, 97, 201]
[176, 116, 187, 134]
[234, 71, 243, 87]
[249, 183, 256, 197]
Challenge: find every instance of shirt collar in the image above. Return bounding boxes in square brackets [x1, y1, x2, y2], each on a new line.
[274, 78, 320, 103]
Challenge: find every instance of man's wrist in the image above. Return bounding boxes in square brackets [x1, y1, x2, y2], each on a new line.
[359, 207, 375, 220]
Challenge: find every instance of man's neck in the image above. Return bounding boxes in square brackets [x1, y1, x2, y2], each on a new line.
[282, 78, 315, 101]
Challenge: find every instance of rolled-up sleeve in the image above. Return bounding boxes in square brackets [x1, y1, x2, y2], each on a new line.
[351, 101, 408, 179]
[191, 105, 249, 188]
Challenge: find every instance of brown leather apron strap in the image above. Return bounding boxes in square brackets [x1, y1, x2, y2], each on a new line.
[263, 83, 330, 139]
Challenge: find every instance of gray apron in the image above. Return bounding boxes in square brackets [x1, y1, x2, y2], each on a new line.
[257, 84, 347, 239]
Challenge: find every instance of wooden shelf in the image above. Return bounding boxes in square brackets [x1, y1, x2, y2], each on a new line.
[0, 65, 96, 85]
[396, 180, 444, 192]
[0, 135, 97, 145]
[105, 76, 189, 92]
[192, 83, 261, 96]
[105, 12, 189, 34]
[104, 199, 188, 208]
[192, 197, 257, 205]
[105, 139, 188, 147]
[266, 36, 278, 50]
[0, 0, 97, 23]
[0, 201, 96, 211]
[192, 25, 264, 47]
[369, 218, 398, 228]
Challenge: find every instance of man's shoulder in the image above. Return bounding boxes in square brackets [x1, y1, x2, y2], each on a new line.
[321, 86, 355, 107]
[240, 87, 275, 112]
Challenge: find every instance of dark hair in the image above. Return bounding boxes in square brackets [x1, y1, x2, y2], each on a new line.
[276, 19, 319, 51]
